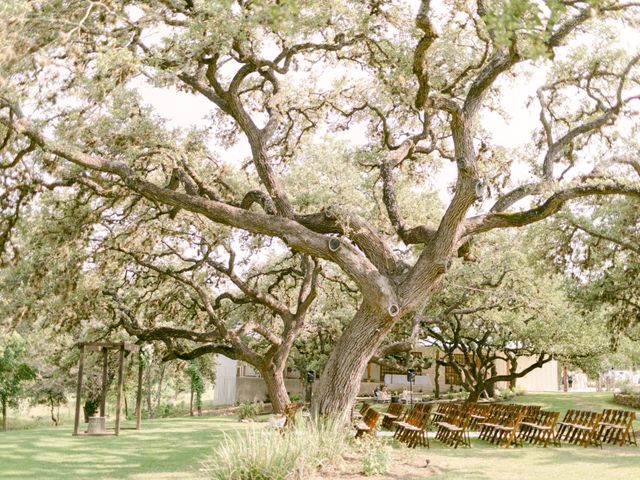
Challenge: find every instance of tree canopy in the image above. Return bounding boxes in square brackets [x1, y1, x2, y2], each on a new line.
[1, 0, 639, 418]
[0, 332, 35, 431]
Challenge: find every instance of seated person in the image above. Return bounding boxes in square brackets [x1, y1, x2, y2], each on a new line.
[374, 385, 391, 402]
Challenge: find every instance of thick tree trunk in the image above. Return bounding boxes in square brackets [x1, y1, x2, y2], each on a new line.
[509, 357, 518, 389]
[261, 367, 289, 414]
[490, 364, 499, 396]
[312, 304, 392, 422]
[485, 382, 496, 399]
[467, 381, 485, 402]
[2, 397, 7, 432]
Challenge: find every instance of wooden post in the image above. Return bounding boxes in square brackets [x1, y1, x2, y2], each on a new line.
[434, 350, 440, 399]
[100, 347, 108, 417]
[73, 344, 85, 435]
[135, 353, 143, 430]
[115, 343, 125, 435]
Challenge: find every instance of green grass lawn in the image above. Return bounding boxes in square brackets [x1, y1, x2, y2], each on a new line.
[0, 416, 245, 480]
[0, 393, 638, 480]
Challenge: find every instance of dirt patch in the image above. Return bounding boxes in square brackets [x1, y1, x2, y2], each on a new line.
[308, 449, 444, 480]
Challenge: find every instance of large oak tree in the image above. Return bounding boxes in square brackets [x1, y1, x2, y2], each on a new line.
[1, 0, 640, 419]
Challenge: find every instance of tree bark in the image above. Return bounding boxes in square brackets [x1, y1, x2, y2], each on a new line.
[312, 304, 392, 422]
[155, 363, 165, 411]
[261, 367, 289, 414]
[490, 364, 498, 394]
[485, 381, 496, 399]
[509, 357, 518, 389]
[467, 379, 486, 402]
[146, 365, 154, 419]
[190, 384, 194, 417]
[2, 397, 7, 432]
[50, 398, 59, 426]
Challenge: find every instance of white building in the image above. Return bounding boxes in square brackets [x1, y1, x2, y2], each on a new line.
[212, 346, 560, 405]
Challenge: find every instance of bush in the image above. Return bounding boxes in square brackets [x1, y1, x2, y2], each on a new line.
[618, 382, 640, 395]
[456, 391, 469, 400]
[202, 417, 352, 480]
[357, 436, 390, 476]
[498, 388, 515, 400]
[238, 401, 263, 421]
[156, 402, 180, 418]
[512, 386, 527, 396]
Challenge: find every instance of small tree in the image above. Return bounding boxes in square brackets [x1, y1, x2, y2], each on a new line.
[30, 381, 66, 426]
[0, 333, 35, 431]
[186, 360, 205, 417]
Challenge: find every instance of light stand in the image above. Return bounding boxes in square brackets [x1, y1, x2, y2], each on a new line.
[407, 368, 416, 407]
[305, 370, 315, 403]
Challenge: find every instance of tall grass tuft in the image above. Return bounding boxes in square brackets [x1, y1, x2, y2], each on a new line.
[202, 416, 352, 480]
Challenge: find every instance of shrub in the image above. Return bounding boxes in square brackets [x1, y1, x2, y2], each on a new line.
[498, 388, 515, 400]
[618, 382, 640, 395]
[512, 386, 527, 396]
[460, 391, 470, 400]
[203, 417, 352, 480]
[238, 401, 263, 421]
[156, 402, 180, 418]
[357, 436, 390, 476]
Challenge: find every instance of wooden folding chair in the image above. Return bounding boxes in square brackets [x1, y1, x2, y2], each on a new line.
[492, 410, 524, 448]
[352, 402, 371, 422]
[519, 410, 560, 447]
[355, 408, 380, 438]
[399, 411, 431, 449]
[598, 409, 637, 447]
[435, 407, 471, 449]
[557, 409, 578, 442]
[381, 402, 404, 429]
[468, 403, 491, 431]
[478, 405, 509, 442]
[561, 410, 602, 448]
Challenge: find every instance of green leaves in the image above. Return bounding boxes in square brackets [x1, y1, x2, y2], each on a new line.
[0, 333, 35, 410]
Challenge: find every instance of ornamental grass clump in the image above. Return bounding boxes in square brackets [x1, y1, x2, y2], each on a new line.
[202, 416, 352, 480]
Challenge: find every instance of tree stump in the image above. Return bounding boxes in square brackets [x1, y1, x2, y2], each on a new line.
[87, 416, 106, 434]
